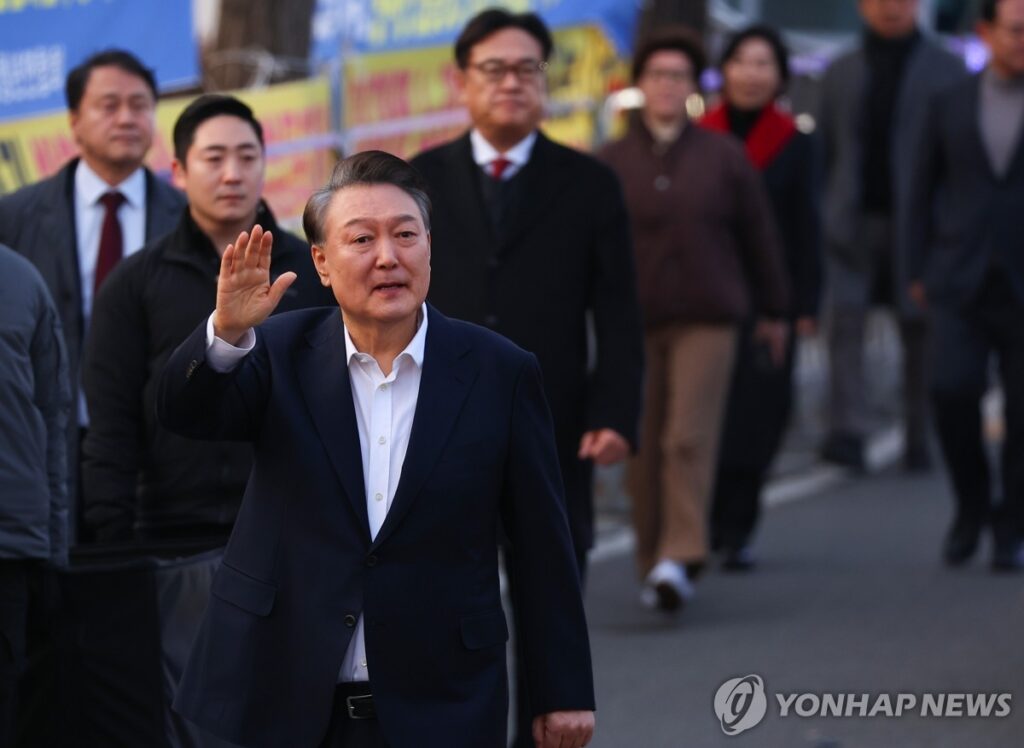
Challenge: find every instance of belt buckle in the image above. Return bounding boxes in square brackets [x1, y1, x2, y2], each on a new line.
[346, 693, 375, 720]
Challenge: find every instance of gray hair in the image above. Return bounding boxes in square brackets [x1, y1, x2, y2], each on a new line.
[303, 150, 433, 245]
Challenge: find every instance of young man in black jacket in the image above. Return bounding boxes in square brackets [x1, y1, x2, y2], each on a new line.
[81, 95, 333, 546]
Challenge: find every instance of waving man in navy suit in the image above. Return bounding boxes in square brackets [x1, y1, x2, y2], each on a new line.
[157, 150, 595, 748]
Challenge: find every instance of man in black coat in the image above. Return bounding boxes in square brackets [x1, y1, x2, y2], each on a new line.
[410, 9, 644, 580]
[907, 0, 1024, 571]
[0, 50, 185, 539]
[83, 94, 334, 546]
[411, 11, 642, 746]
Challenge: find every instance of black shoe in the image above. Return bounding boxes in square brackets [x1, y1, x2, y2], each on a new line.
[721, 546, 756, 572]
[943, 518, 983, 566]
[820, 432, 865, 471]
[992, 541, 1024, 572]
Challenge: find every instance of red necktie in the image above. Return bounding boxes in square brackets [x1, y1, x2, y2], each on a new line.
[490, 157, 511, 180]
[94, 191, 126, 293]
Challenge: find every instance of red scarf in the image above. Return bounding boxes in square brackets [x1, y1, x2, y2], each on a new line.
[700, 102, 797, 170]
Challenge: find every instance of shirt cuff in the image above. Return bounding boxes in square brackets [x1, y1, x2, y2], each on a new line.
[205, 314, 255, 373]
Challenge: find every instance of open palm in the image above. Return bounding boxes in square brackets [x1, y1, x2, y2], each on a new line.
[213, 225, 296, 344]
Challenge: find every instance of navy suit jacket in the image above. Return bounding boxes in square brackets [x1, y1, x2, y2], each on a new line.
[157, 304, 594, 748]
[906, 73, 1024, 308]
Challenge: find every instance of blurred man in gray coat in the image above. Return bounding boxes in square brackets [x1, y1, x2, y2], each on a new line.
[817, 0, 965, 470]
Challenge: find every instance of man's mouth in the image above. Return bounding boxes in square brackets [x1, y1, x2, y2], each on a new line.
[374, 282, 406, 292]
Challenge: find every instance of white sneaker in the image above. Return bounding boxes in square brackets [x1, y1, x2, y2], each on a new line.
[645, 559, 694, 612]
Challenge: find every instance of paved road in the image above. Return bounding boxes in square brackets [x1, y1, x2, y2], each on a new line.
[583, 467, 1024, 748]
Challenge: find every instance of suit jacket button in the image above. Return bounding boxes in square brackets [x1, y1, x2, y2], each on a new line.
[344, 614, 356, 627]
[366, 554, 378, 567]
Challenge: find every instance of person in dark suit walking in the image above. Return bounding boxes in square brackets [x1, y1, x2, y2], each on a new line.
[907, 0, 1024, 571]
[158, 151, 595, 748]
[817, 0, 965, 471]
[703, 25, 823, 571]
[0, 49, 185, 538]
[410, 9, 644, 582]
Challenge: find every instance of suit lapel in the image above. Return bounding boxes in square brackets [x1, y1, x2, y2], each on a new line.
[32, 164, 83, 344]
[961, 78, 1003, 183]
[502, 132, 567, 250]
[144, 169, 185, 240]
[445, 134, 497, 250]
[370, 306, 477, 551]
[296, 312, 371, 538]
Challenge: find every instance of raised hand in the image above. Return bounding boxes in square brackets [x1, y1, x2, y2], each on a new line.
[212, 225, 296, 345]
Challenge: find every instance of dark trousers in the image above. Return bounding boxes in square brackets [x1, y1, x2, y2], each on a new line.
[0, 560, 39, 746]
[320, 682, 389, 748]
[930, 271, 1024, 546]
[711, 320, 797, 551]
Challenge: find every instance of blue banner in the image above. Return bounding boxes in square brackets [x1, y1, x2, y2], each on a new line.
[0, 0, 198, 121]
[311, 0, 639, 63]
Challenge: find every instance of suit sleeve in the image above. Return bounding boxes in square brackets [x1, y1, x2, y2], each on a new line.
[734, 150, 790, 317]
[905, 93, 944, 285]
[584, 167, 644, 449]
[81, 268, 150, 541]
[792, 134, 824, 318]
[500, 354, 595, 716]
[31, 283, 71, 565]
[157, 319, 271, 443]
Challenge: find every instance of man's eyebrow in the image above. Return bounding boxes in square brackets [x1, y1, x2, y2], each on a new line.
[343, 214, 420, 228]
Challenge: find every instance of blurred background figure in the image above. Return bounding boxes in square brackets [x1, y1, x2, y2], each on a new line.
[817, 0, 965, 471]
[0, 50, 185, 544]
[0, 244, 69, 746]
[411, 10, 644, 746]
[599, 28, 789, 612]
[907, 0, 1024, 571]
[703, 25, 822, 572]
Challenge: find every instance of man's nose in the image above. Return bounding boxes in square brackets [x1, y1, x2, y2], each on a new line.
[222, 157, 243, 182]
[374, 238, 399, 267]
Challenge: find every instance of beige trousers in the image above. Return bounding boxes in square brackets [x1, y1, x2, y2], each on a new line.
[628, 324, 738, 577]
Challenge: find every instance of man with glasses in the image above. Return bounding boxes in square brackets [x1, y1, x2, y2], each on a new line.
[411, 8, 643, 747]
[907, 0, 1024, 571]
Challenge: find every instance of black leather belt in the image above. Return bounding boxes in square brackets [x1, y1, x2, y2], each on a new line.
[345, 693, 376, 720]
[335, 682, 377, 720]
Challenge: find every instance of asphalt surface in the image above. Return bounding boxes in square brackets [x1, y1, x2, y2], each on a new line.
[582, 467, 1024, 748]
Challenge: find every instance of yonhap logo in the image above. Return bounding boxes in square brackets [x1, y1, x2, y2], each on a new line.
[714, 675, 768, 735]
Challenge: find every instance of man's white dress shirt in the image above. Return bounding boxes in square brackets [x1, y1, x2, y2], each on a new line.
[469, 128, 537, 181]
[205, 305, 428, 683]
[75, 160, 147, 425]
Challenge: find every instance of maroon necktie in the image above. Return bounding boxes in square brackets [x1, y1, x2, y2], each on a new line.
[490, 157, 511, 180]
[94, 191, 126, 293]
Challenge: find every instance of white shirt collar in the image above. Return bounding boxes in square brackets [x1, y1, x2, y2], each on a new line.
[75, 159, 146, 209]
[343, 303, 429, 370]
[469, 129, 537, 171]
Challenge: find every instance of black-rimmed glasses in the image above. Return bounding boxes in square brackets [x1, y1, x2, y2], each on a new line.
[469, 59, 549, 83]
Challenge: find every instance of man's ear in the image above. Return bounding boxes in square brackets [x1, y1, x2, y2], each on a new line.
[171, 158, 187, 191]
[310, 244, 331, 287]
[455, 68, 469, 107]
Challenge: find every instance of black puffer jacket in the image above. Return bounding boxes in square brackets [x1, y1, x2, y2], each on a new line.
[82, 203, 335, 545]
